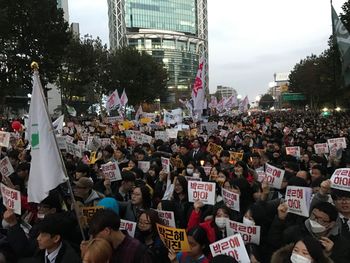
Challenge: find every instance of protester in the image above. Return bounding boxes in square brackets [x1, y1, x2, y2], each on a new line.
[81, 238, 112, 263]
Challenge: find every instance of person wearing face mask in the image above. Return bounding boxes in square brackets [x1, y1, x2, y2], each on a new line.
[187, 204, 232, 244]
[268, 201, 350, 263]
[271, 236, 334, 263]
[135, 210, 169, 263]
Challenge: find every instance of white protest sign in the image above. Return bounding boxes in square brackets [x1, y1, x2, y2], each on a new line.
[1, 183, 21, 215]
[66, 142, 82, 158]
[88, 137, 102, 151]
[138, 161, 151, 173]
[101, 138, 111, 147]
[161, 157, 170, 173]
[155, 131, 168, 142]
[285, 186, 312, 217]
[65, 135, 74, 144]
[77, 141, 86, 150]
[330, 168, 350, 192]
[166, 129, 178, 139]
[226, 220, 261, 245]
[256, 170, 266, 183]
[185, 176, 202, 182]
[154, 209, 176, 227]
[314, 143, 329, 155]
[265, 163, 285, 189]
[56, 136, 67, 150]
[0, 132, 10, 148]
[328, 137, 347, 150]
[222, 188, 240, 212]
[141, 133, 153, 144]
[101, 162, 122, 182]
[188, 181, 216, 205]
[120, 219, 137, 237]
[210, 234, 250, 262]
[0, 157, 14, 177]
[286, 146, 301, 158]
[201, 122, 218, 136]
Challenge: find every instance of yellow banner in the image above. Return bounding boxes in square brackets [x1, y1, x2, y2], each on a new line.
[207, 142, 223, 157]
[156, 224, 190, 252]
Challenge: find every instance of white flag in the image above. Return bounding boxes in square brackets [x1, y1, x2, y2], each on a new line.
[27, 71, 68, 203]
[106, 89, 121, 112]
[239, 96, 249, 112]
[224, 95, 238, 110]
[191, 55, 205, 112]
[135, 105, 143, 121]
[52, 115, 64, 134]
[208, 96, 217, 109]
[120, 89, 128, 107]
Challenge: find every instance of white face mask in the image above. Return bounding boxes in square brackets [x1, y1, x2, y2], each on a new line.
[37, 213, 45, 219]
[290, 253, 312, 263]
[186, 168, 194, 175]
[309, 219, 326, 233]
[193, 172, 200, 178]
[243, 217, 255, 226]
[215, 217, 227, 229]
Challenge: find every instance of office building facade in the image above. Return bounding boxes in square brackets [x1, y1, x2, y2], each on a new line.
[107, 0, 208, 103]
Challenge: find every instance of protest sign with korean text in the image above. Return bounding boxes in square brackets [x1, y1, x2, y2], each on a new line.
[222, 188, 240, 212]
[166, 129, 178, 139]
[226, 219, 261, 245]
[101, 162, 122, 182]
[66, 142, 82, 158]
[101, 138, 111, 147]
[229, 152, 243, 164]
[265, 163, 285, 189]
[210, 234, 250, 262]
[120, 219, 137, 237]
[314, 143, 329, 155]
[185, 176, 202, 182]
[328, 137, 347, 150]
[1, 183, 21, 215]
[207, 142, 223, 157]
[285, 186, 312, 217]
[156, 224, 190, 252]
[0, 157, 14, 177]
[188, 181, 216, 205]
[0, 132, 10, 148]
[286, 146, 301, 158]
[330, 168, 350, 192]
[161, 157, 170, 173]
[80, 206, 103, 226]
[154, 209, 176, 227]
[155, 131, 168, 142]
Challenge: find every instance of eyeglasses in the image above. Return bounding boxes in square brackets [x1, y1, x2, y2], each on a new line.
[335, 197, 350, 203]
[310, 212, 330, 225]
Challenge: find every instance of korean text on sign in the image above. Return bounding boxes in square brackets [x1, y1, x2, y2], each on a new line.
[101, 162, 122, 182]
[265, 163, 285, 189]
[210, 234, 250, 262]
[222, 188, 240, 212]
[156, 224, 190, 252]
[0, 157, 15, 177]
[330, 168, 350, 192]
[188, 181, 216, 205]
[285, 186, 312, 217]
[1, 183, 21, 215]
[226, 219, 261, 245]
[120, 219, 137, 237]
[154, 209, 176, 227]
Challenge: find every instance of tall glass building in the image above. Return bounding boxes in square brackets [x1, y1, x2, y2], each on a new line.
[107, 0, 208, 103]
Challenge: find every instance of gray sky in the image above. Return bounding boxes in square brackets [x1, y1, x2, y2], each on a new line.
[69, 0, 346, 102]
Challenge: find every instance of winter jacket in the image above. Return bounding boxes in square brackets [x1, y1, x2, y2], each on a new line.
[271, 243, 334, 263]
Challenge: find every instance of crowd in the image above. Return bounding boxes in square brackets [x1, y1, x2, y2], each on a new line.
[0, 110, 349, 263]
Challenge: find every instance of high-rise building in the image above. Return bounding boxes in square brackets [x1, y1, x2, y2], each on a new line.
[216, 85, 238, 99]
[57, 0, 69, 21]
[107, 0, 208, 103]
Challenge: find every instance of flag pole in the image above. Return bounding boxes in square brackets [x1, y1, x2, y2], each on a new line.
[30, 62, 86, 240]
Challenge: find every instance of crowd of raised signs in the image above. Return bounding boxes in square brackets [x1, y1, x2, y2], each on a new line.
[0, 110, 350, 263]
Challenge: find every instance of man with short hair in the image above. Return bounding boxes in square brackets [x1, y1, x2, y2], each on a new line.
[73, 177, 104, 207]
[115, 171, 135, 202]
[86, 209, 151, 263]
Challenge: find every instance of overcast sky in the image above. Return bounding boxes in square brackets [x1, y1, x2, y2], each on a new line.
[69, 0, 346, 101]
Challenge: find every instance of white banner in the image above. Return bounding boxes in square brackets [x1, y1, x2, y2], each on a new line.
[210, 234, 250, 262]
[226, 219, 261, 245]
[0, 132, 10, 148]
[314, 143, 329, 155]
[101, 162, 122, 182]
[1, 183, 21, 215]
[264, 163, 285, 189]
[0, 157, 14, 177]
[285, 186, 312, 217]
[120, 219, 136, 237]
[330, 168, 350, 192]
[188, 181, 216, 205]
[328, 137, 347, 150]
[222, 188, 240, 212]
